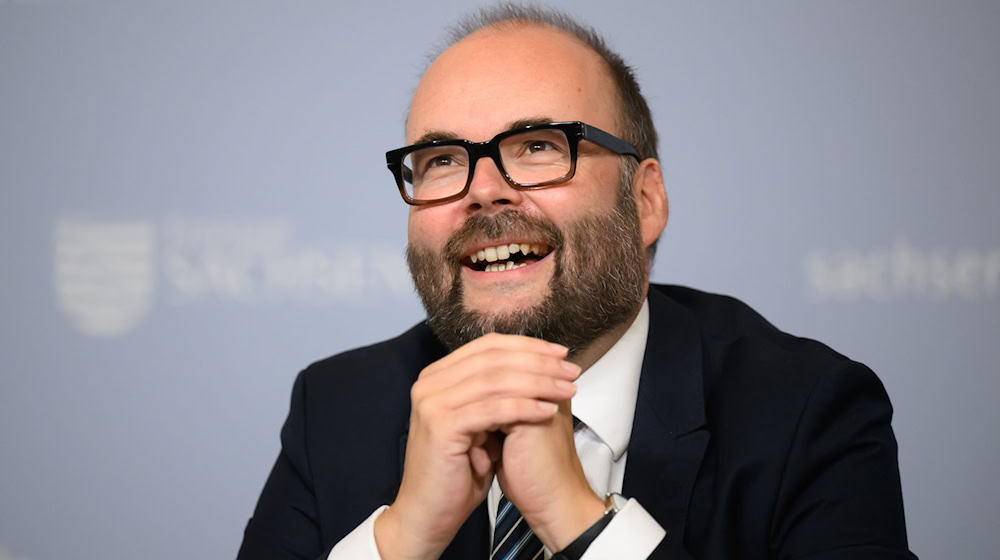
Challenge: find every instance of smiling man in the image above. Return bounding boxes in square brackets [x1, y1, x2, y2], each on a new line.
[238, 5, 915, 560]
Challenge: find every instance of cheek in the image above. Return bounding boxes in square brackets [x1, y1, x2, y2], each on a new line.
[565, 160, 622, 207]
[533, 178, 618, 222]
[407, 208, 450, 248]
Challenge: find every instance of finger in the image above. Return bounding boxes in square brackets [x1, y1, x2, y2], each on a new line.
[412, 349, 579, 406]
[450, 348, 581, 381]
[470, 431, 488, 449]
[469, 446, 494, 479]
[416, 349, 580, 402]
[422, 333, 568, 378]
[432, 369, 577, 410]
[448, 397, 560, 435]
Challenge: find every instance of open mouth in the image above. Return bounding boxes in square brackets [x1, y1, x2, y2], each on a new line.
[462, 242, 553, 272]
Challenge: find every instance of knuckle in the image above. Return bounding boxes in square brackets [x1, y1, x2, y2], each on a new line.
[496, 371, 526, 397]
[414, 396, 437, 419]
[476, 347, 506, 364]
[484, 368, 508, 389]
[410, 381, 426, 402]
[537, 374, 555, 392]
[471, 367, 502, 394]
[491, 398, 514, 418]
[536, 353, 560, 371]
[478, 332, 502, 346]
[524, 353, 546, 371]
[463, 352, 490, 373]
[516, 399, 537, 418]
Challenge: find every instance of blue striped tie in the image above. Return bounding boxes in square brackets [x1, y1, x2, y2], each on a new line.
[491, 417, 582, 560]
[491, 494, 543, 560]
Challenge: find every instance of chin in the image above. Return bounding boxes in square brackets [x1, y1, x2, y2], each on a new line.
[462, 294, 547, 323]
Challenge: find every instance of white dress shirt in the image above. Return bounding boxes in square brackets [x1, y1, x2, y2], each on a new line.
[329, 300, 665, 559]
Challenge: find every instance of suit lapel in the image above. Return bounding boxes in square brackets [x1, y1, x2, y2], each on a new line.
[623, 288, 710, 545]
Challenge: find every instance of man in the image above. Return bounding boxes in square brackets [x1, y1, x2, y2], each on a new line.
[238, 5, 915, 560]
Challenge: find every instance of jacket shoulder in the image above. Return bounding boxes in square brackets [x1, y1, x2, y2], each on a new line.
[649, 284, 889, 429]
[651, 283, 855, 379]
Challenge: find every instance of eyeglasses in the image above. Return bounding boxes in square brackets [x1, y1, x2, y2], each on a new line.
[385, 121, 641, 206]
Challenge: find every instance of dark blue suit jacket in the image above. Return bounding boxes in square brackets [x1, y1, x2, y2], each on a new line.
[238, 285, 916, 559]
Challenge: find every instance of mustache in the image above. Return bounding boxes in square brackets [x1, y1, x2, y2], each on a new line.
[443, 210, 564, 261]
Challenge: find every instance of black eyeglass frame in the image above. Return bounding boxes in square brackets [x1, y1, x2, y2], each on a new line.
[385, 121, 641, 206]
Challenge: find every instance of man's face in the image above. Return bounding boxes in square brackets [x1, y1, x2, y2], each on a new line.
[405, 25, 649, 353]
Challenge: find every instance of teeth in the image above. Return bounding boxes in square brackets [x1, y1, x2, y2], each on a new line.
[480, 259, 533, 272]
[482, 260, 523, 272]
[468, 243, 552, 268]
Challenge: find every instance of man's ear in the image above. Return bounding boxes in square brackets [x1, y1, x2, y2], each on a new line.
[632, 158, 668, 250]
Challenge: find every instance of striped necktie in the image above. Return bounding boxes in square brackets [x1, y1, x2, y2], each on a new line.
[490, 417, 582, 560]
[490, 496, 542, 560]
[490, 493, 542, 560]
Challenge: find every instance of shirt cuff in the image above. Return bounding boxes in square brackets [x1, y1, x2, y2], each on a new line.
[579, 498, 665, 559]
[327, 505, 388, 560]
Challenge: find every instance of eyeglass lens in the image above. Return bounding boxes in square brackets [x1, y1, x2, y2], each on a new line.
[401, 128, 571, 202]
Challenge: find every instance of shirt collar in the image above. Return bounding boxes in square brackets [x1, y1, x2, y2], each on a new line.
[571, 299, 649, 461]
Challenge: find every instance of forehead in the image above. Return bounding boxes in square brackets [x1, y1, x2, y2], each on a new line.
[407, 25, 619, 143]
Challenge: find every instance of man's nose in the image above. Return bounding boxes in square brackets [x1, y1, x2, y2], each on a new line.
[464, 156, 524, 211]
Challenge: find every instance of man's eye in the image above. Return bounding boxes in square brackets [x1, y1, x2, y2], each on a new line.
[526, 141, 553, 153]
[428, 155, 453, 168]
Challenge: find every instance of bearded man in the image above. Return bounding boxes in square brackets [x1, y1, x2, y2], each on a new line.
[238, 5, 915, 560]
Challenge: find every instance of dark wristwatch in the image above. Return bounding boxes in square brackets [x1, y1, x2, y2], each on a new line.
[551, 493, 625, 560]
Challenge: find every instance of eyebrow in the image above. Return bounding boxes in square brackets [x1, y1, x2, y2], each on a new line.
[411, 116, 556, 146]
[411, 130, 459, 144]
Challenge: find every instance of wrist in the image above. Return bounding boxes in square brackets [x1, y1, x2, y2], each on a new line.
[530, 489, 605, 552]
[373, 506, 406, 560]
[551, 508, 615, 560]
[374, 505, 442, 560]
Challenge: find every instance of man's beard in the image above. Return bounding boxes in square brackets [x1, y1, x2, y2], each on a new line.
[406, 176, 646, 356]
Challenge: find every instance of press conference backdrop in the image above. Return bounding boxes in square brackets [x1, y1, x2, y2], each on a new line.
[1, 1, 997, 558]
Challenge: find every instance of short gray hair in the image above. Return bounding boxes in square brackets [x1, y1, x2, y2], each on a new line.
[438, 3, 659, 162]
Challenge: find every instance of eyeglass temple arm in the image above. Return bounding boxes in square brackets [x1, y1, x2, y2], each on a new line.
[580, 123, 641, 160]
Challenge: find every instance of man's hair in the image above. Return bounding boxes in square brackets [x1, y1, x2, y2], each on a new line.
[439, 3, 660, 163]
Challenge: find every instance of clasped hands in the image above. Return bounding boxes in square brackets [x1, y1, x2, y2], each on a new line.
[374, 333, 607, 560]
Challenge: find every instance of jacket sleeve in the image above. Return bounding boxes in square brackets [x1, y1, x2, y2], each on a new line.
[767, 361, 916, 559]
[237, 371, 328, 560]
[643, 361, 916, 560]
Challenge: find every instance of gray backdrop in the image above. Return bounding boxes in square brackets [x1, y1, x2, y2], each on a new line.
[2, 1, 997, 558]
